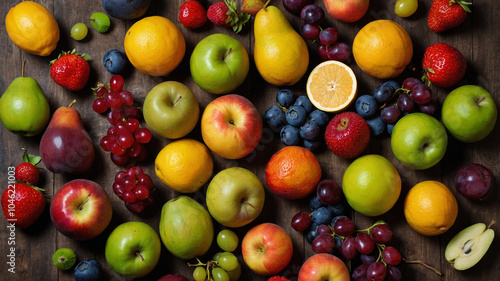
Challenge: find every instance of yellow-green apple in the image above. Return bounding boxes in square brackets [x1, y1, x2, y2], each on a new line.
[206, 167, 265, 228]
[190, 33, 249, 95]
[201, 94, 263, 159]
[441, 85, 497, 143]
[298, 253, 350, 281]
[241, 223, 293, 276]
[322, 0, 370, 23]
[143, 81, 199, 139]
[390, 113, 448, 170]
[50, 179, 112, 240]
[105, 221, 161, 279]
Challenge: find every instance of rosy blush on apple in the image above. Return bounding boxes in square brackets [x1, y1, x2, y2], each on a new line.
[322, 0, 370, 23]
[241, 222, 293, 276]
[298, 253, 350, 281]
[50, 179, 113, 241]
[201, 94, 263, 159]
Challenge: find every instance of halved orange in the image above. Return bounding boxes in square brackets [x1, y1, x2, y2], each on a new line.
[306, 60, 358, 112]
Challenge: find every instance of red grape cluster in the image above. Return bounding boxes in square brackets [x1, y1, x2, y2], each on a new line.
[112, 166, 154, 214]
[291, 180, 403, 281]
[354, 78, 438, 136]
[283, 0, 351, 62]
[93, 75, 152, 166]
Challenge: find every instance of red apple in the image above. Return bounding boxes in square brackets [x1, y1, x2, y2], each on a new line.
[201, 94, 263, 159]
[298, 253, 350, 281]
[50, 179, 113, 240]
[322, 0, 370, 23]
[241, 222, 293, 276]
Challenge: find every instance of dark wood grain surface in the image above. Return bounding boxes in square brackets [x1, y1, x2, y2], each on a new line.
[0, 0, 499, 280]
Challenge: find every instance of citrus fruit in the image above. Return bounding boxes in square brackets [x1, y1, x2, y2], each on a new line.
[265, 146, 322, 200]
[404, 180, 458, 236]
[124, 16, 185, 76]
[306, 60, 357, 112]
[5, 1, 60, 56]
[342, 154, 401, 216]
[352, 19, 413, 79]
[155, 139, 213, 193]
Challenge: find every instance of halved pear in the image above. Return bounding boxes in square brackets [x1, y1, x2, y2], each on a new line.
[445, 222, 495, 270]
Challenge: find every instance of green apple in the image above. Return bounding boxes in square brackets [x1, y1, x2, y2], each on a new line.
[442, 85, 497, 143]
[391, 113, 448, 170]
[190, 33, 249, 95]
[206, 167, 265, 228]
[105, 221, 161, 279]
[143, 81, 199, 139]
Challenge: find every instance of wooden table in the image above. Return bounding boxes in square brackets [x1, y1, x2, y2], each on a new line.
[1, 0, 498, 280]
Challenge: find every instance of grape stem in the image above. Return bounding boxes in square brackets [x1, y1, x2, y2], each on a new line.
[357, 220, 387, 233]
[403, 258, 443, 276]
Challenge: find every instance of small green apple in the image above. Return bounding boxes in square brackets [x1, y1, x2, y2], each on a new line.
[190, 33, 249, 95]
[143, 81, 199, 139]
[391, 113, 448, 170]
[105, 221, 161, 279]
[442, 85, 497, 143]
[206, 167, 265, 228]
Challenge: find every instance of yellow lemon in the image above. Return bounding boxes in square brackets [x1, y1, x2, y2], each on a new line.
[124, 16, 185, 77]
[404, 180, 458, 236]
[353, 19, 413, 79]
[155, 139, 213, 193]
[5, 1, 60, 56]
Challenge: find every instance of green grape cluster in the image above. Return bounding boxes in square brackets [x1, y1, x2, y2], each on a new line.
[189, 229, 241, 281]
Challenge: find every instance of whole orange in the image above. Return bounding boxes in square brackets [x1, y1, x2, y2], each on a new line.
[265, 146, 322, 200]
[404, 180, 458, 236]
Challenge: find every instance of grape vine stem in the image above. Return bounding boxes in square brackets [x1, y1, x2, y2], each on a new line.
[403, 258, 443, 276]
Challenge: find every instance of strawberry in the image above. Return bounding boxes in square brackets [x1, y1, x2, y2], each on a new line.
[50, 49, 90, 91]
[179, 0, 208, 29]
[207, 0, 251, 33]
[15, 148, 42, 186]
[1, 183, 46, 229]
[422, 42, 467, 88]
[267, 276, 290, 281]
[428, 0, 472, 32]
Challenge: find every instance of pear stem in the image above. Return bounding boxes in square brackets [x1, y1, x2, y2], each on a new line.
[22, 60, 26, 77]
[68, 100, 77, 108]
[487, 220, 496, 229]
[403, 258, 443, 276]
[262, 0, 272, 10]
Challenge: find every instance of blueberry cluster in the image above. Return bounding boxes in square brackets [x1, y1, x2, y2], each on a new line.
[263, 89, 330, 152]
[354, 78, 437, 136]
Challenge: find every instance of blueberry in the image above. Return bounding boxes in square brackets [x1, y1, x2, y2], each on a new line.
[309, 195, 323, 211]
[304, 139, 322, 152]
[285, 105, 307, 126]
[305, 223, 319, 244]
[311, 206, 334, 225]
[103, 49, 129, 74]
[308, 109, 330, 127]
[264, 106, 286, 132]
[355, 95, 378, 118]
[372, 83, 395, 104]
[384, 80, 400, 91]
[294, 95, 314, 113]
[276, 89, 295, 108]
[327, 203, 345, 217]
[74, 259, 102, 281]
[280, 125, 300, 146]
[387, 123, 395, 135]
[334, 236, 343, 249]
[300, 120, 320, 140]
[366, 115, 386, 136]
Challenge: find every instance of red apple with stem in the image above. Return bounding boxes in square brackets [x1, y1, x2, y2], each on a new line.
[50, 179, 112, 240]
[298, 253, 350, 281]
[241, 222, 293, 276]
[201, 94, 263, 159]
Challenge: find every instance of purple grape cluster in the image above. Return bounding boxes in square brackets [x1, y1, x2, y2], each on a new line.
[354, 78, 438, 136]
[263, 89, 330, 152]
[282, 0, 351, 62]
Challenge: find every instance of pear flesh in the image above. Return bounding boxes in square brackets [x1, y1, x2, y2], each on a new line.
[445, 222, 494, 270]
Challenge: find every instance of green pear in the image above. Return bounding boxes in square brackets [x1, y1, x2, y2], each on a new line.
[0, 73, 50, 136]
[159, 196, 213, 260]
